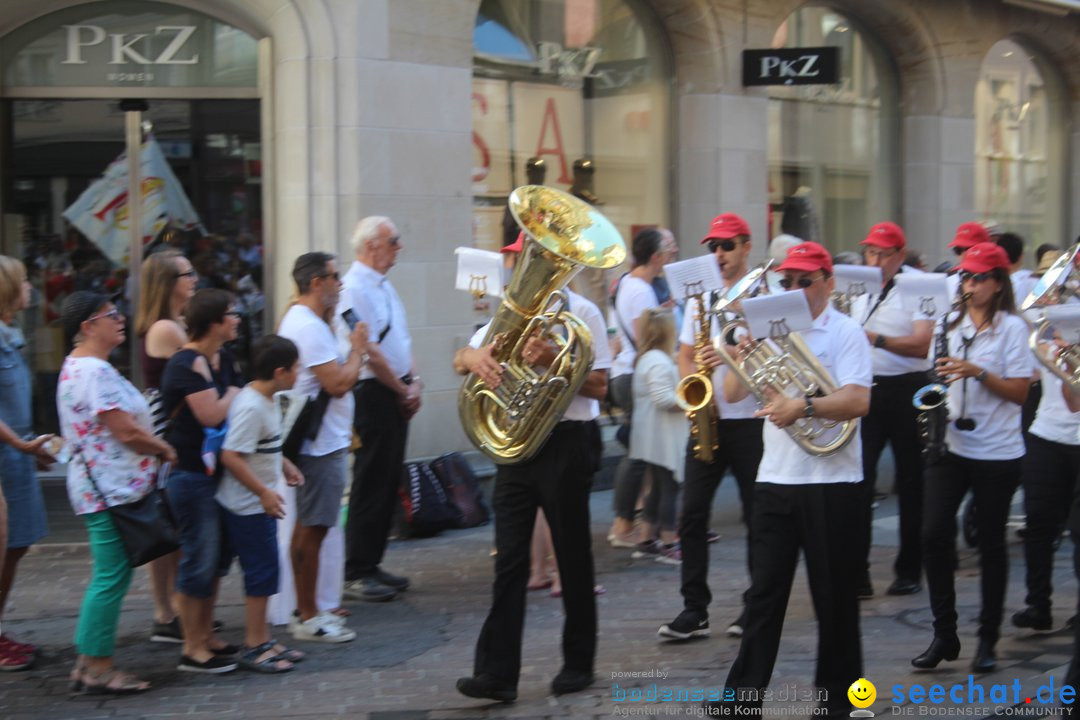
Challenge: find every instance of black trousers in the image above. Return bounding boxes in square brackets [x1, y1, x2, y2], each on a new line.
[724, 482, 862, 715]
[344, 379, 409, 580]
[473, 422, 597, 686]
[679, 418, 763, 616]
[859, 372, 925, 582]
[1062, 481, 1080, 692]
[1021, 434, 1080, 612]
[922, 453, 1020, 642]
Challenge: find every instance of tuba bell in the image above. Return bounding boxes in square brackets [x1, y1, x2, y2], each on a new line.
[1021, 243, 1080, 390]
[710, 262, 857, 457]
[458, 186, 626, 464]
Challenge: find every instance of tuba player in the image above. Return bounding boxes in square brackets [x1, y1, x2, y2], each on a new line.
[452, 233, 610, 703]
[709, 241, 872, 718]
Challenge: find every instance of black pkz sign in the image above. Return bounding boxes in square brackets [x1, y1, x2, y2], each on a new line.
[742, 47, 839, 87]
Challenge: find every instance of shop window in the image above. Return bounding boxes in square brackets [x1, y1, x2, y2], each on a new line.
[471, 0, 671, 265]
[767, 7, 898, 252]
[975, 39, 1064, 250]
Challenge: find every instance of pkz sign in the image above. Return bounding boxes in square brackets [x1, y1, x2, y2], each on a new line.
[61, 24, 199, 66]
[742, 47, 839, 87]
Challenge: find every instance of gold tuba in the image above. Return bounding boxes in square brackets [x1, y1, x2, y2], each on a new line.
[458, 186, 626, 464]
[1021, 243, 1080, 389]
[675, 288, 718, 462]
[711, 262, 856, 457]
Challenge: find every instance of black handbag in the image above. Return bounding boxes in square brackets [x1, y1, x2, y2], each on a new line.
[78, 451, 180, 568]
[281, 389, 331, 463]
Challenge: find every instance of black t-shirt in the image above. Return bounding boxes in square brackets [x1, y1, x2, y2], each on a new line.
[161, 347, 243, 473]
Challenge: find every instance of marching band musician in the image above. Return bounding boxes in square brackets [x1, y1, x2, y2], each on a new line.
[657, 212, 764, 642]
[912, 241, 1033, 674]
[853, 222, 933, 599]
[712, 241, 871, 719]
[452, 233, 609, 703]
[1057, 377, 1080, 696]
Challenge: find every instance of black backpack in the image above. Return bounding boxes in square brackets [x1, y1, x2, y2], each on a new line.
[429, 452, 490, 528]
[396, 462, 461, 538]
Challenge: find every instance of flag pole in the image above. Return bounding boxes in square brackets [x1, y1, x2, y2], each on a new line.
[121, 99, 147, 388]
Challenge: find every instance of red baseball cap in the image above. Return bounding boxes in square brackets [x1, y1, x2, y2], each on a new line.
[956, 242, 1009, 274]
[861, 222, 906, 250]
[501, 231, 525, 254]
[949, 222, 991, 250]
[702, 213, 751, 243]
[777, 241, 834, 275]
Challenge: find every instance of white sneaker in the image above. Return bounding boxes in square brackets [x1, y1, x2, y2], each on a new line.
[316, 611, 348, 627]
[291, 615, 356, 643]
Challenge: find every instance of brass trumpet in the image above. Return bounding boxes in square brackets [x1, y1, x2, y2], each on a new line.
[1021, 243, 1080, 390]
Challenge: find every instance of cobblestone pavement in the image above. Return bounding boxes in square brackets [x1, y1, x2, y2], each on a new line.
[0, 477, 1075, 720]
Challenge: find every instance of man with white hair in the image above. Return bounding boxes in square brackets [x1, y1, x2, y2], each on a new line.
[339, 216, 421, 602]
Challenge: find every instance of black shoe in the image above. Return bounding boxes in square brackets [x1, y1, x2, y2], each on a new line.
[150, 618, 182, 643]
[856, 579, 874, 600]
[1068, 614, 1077, 630]
[658, 610, 710, 640]
[343, 577, 398, 602]
[371, 567, 410, 591]
[178, 654, 238, 674]
[551, 668, 594, 695]
[1012, 606, 1052, 632]
[456, 674, 517, 703]
[886, 578, 922, 596]
[911, 635, 960, 669]
[971, 639, 996, 673]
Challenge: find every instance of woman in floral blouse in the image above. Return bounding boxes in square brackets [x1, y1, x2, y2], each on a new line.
[56, 291, 176, 694]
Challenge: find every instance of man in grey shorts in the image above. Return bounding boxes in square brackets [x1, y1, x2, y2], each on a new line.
[278, 252, 368, 643]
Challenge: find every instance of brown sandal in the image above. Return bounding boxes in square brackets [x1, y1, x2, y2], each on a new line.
[78, 667, 151, 695]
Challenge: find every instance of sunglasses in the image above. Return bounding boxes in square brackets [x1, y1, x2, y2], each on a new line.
[87, 308, 122, 322]
[708, 239, 740, 253]
[316, 271, 341, 282]
[778, 274, 824, 290]
[951, 247, 966, 257]
[959, 271, 993, 283]
[863, 247, 898, 261]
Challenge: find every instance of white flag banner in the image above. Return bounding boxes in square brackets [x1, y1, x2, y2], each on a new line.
[62, 135, 203, 265]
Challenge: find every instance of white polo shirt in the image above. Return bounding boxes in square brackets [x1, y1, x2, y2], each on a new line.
[611, 275, 658, 378]
[469, 290, 611, 422]
[756, 307, 873, 485]
[340, 260, 412, 379]
[940, 311, 1033, 461]
[1027, 369, 1080, 446]
[851, 267, 933, 376]
[1011, 268, 1037, 307]
[680, 292, 759, 420]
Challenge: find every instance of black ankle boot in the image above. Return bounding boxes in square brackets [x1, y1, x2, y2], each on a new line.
[911, 635, 961, 669]
[971, 639, 996, 673]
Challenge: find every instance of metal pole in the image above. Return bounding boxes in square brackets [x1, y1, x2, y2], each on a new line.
[124, 105, 144, 387]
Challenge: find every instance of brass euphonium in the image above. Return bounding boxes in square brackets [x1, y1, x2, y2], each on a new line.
[458, 186, 626, 464]
[1021, 243, 1080, 390]
[711, 262, 857, 457]
[675, 291, 718, 463]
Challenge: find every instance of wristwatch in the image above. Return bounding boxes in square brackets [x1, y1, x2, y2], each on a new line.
[803, 396, 816, 418]
[975, 368, 988, 383]
[873, 334, 887, 349]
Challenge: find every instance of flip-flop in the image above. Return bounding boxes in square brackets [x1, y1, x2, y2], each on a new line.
[268, 641, 306, 663]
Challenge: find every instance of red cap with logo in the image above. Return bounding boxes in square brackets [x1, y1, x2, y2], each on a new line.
[501, 231, 525, 254]
[777, 241, 834, 275]
[949, 222, 991, 250]
[956, 242, 1010, 274]
[860, 222, 906, 250]
[702, 213, 751, 243]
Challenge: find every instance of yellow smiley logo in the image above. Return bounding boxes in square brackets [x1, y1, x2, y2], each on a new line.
[848, 678, 876, 708]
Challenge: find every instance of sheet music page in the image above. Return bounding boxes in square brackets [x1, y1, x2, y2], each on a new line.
[662, 256, 724, 301]
[741, 291, 814, 340]
[895, 273, 950, 320]
[833, 264, 882, 296]
[454, 247, 504, 298]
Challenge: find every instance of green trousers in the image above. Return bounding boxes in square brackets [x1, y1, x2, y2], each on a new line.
[74, 511, 133, 657]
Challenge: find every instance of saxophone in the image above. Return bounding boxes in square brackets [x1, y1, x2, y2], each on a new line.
[912, 291, 969, 464]
[675, 291, 719, 462]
